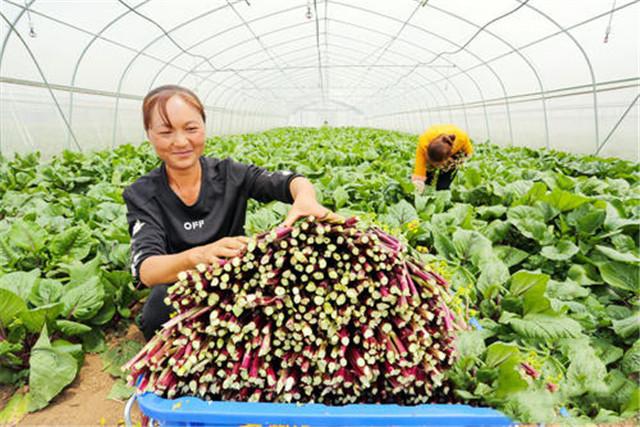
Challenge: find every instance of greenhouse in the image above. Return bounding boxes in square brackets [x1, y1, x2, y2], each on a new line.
[0, 0, 638, 425]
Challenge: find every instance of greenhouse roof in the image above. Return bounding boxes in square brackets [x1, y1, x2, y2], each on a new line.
[0, 0, 638, 159]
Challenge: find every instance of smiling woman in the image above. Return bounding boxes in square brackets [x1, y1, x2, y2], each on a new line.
[123, 85, 338, 341]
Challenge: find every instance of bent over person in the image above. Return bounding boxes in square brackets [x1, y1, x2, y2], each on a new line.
[411, 124, 473, 192]
[123, 85, 337, 341]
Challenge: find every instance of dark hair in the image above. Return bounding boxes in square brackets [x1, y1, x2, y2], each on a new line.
[427, 134, 456, 163]
[142, 85, 206, 130]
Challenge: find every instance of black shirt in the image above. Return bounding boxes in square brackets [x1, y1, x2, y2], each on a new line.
[122, 156, 302, 280]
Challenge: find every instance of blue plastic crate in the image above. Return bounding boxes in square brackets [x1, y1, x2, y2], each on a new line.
[132, 392, 512, 427]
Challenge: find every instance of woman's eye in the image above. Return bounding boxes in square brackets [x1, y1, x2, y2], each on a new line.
[186, 127, 198, 132]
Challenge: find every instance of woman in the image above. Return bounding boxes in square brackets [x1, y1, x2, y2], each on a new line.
[411, 124, 473, 192]
[123, 85, 336, 341]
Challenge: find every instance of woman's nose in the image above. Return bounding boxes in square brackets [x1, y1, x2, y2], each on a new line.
[173, 131, 190, 146]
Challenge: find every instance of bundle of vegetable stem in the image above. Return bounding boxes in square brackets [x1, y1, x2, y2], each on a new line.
[124, 216, 460, 404]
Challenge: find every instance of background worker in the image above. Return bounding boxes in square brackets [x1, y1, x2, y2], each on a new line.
[411, 124, 473, 192]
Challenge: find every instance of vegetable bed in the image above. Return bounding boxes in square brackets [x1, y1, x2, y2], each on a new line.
[0, 127, 638, 424]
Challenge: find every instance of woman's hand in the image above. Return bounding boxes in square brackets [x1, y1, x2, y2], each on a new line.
[283, 197, 339, 227]
[283, 177, 343, 227]
[189, 236, 249, 265]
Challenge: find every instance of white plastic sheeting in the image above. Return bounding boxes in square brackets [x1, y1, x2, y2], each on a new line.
[0, 0, 638, 159]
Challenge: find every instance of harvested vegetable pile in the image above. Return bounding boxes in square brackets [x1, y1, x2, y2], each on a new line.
[124, 216, 460, 404]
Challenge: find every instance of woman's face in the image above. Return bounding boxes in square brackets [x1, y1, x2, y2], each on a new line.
[147, 95, 205, 171]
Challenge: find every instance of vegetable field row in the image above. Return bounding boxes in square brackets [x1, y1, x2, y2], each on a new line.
[0, 127, 638, 423]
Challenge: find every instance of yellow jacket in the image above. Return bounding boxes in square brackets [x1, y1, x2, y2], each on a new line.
[412, 124, 473, 181]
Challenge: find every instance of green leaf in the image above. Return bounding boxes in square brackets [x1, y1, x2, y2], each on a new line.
[28, 325, 78, 412]
[505, 314, 582, 340]
[476, 205, 507, 220]
[621, 340, 640, 375]
[332, 186, 349, 210]
[622, 387, 640, 415]
[476, 259, 510, 298]
[503, 390, 556, 424]
[29, 279, 63, 307]
[101, 341, 144, 379]
[493, 245, 529, 267]
[597, 261, 639, 292]
[55, 319, 92, 336]
[0, 289, 27, 329]
[455, 330, 486, 358]
[595, 245, 640, 264]
[567, 264, 602, 285]
[0, 391, 30, 425]
[0, 269, 40, 301]
[49, 225, 94, 260]
[510, 270, 549, 297]
[52, 339, 84, 366]
[60, 276, 105, 320]
[60, 256, 102, 289]
[8, 219, 47, 253]
[81, 328, 107, 353]
[482, 220, 511, 243]
[485, 342, 520, 368]
[19, 303, 63, 333]
[540, 240, 579, 261]
[543, 188, 590, 212]
[604, 202, 640, 232]
[522, 280, 551, 315]
[432, 230, 457, 261]
[507, 206, 553, 244]
[563, 338, 608, 396]
[611, 234, 637, 252]
[546, 279, 589, 300]
[382, 199, 417, 228]
[452, 229, 493, 267]
[612, 312, 640, 339]
[107, 379, 135, 402]
[89, 298, 116, 326]
[567, 203, 605, 234]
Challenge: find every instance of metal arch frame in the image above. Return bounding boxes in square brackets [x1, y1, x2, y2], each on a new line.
[184, 19, 479, 133]
[380, 1, 638, 103]
[110, 0, 282, 148]
[147, 4, 308, 100]
[183, 21, 312, 93]
[292, 98, 365, 115]
[199, 36, 452, 124]
[67, 0, 152, 149]
[162, 6, 486, 134]
[596, 94, 639, 156]
[0, 0, 636, 153]
[225, 0, 308, 98]
[341, 0, 424, 102]
[1, 1, 275, 147]
[379, 1, 639, 151]
[396, 2, 551, 149]
[328, 1, 512, 144]
[223, 31, 456, 109]
[0, 7, 81, 151]
[324, 18, 474, 130]
[0, 1, 238, 94]
[205, 49, 410, 131]
[199, 36, 454, 120]
[516, 0, 600, 150]
[0, 0, 34, 64]
[205, 42, 452, 129]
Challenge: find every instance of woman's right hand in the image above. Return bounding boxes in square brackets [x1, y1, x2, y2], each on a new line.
[189, 236, 249, 265]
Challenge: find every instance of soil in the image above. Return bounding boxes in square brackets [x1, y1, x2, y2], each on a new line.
[1, 323, 145, 427]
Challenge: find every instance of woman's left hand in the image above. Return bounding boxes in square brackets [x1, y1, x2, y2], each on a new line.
[283, 196, 342, 227]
